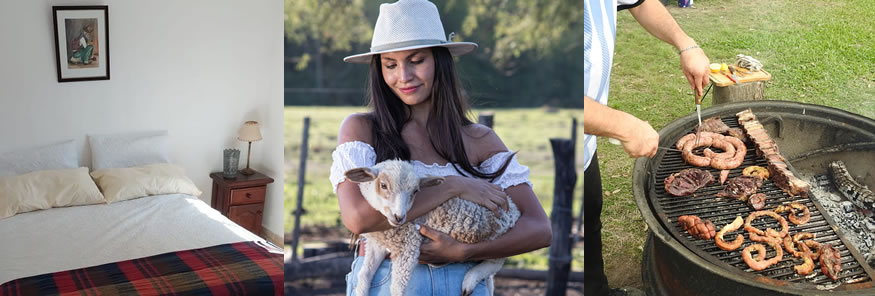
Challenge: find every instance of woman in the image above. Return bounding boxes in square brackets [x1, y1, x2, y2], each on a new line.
[329, 0, 551, 295]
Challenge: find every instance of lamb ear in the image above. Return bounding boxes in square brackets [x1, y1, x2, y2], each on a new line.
[345, 167, 377, 183]
[419, 176, 445, 188]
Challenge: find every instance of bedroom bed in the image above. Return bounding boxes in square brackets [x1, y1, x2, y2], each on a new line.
[0, 132, 282, 295]
[0, 193, 283, 295]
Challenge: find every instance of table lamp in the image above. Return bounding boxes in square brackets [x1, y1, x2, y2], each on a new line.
[237, 120, 262, 175]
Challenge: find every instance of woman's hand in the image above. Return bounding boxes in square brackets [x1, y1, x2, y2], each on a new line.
[417, 224, 467, 264]
[445, 175, 508, 215]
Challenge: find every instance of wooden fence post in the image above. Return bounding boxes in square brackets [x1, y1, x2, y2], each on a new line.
[478, 112, 494, 129]
[571, 118, 577, 156]
[573, 117, 585, 235]
[290, 117, 310, 264]
[546, 138, 577, 296]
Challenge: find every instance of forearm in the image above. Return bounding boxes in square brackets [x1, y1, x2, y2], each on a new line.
[405, 179, 458, 222]
[628, 0, 696, 50]
[462, 185, 551, 261]
[583, 96, 642, 141]
[462, 214, 551, 261]
[337, 178, 457, 234]
[337, 182, 391, 234]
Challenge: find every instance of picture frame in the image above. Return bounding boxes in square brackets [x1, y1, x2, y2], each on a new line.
[52, 6, 110, 82]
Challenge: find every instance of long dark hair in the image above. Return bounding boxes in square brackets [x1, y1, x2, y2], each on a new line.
[365, 47, 514, 180]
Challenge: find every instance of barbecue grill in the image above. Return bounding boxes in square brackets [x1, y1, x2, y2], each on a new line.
[634, 101, 875, 295]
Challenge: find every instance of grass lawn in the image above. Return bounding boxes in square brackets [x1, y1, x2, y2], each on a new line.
[285, 106, 584, 270]
[597, 0, 875, 289]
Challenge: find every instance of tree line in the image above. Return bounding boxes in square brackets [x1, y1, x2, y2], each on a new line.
[285, 0, 583, 108]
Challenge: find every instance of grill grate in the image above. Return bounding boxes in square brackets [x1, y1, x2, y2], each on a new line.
[649, 116, 874, 286]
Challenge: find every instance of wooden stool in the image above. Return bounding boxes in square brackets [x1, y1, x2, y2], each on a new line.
[709, 69, 771, 105]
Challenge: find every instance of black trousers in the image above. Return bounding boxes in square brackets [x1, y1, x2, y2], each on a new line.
[584, 153, 609, 296]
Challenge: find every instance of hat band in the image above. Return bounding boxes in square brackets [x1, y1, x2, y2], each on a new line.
[370, 39, 447, 53]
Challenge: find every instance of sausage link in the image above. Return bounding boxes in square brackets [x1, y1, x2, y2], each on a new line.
[682, 134, 714, 167]
[710, 136, 747, 170]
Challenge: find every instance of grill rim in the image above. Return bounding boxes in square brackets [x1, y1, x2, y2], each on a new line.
[633, 100, 875, 293]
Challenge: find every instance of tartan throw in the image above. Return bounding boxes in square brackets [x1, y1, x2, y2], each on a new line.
[1, 241, 283, 296]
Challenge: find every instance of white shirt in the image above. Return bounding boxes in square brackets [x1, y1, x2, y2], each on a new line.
[329, 141, 532, 193]
[583, 0, 618, 170]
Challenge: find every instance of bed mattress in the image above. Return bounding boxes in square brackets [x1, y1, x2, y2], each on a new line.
[0, 194, 266, 284]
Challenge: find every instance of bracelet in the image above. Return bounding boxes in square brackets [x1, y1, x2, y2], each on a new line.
[678, 45, 700, 55]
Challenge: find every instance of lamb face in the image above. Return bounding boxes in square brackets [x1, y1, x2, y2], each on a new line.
[345, 160, 444, 227]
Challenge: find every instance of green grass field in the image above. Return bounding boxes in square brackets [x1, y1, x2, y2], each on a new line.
[596, 0, 875, 289]
[286, 107, 584, 270]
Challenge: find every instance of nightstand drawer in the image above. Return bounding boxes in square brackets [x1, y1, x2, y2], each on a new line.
[228, 203, 263, 235]
[230, 187, 265, 205]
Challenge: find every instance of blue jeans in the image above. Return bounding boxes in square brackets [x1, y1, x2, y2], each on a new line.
[346, 256, 489, 296]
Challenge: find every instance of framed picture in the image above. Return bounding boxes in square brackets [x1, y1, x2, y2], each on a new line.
[53, 6, 110, 82]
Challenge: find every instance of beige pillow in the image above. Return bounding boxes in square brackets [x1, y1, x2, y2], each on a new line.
[0, 167, 105, 220]
[90, 163, 202, 203]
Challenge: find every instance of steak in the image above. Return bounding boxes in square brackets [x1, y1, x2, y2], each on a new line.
[820, 244, 842, 281]
[665, 168, 715, 196]
[716, 175, 764, 201]
[726, 127, 749, 143]
[696, 116, 731, 134]
[747, 193, 767, 210]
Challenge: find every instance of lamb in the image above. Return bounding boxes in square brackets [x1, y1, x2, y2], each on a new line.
[344, 159, 520, 296]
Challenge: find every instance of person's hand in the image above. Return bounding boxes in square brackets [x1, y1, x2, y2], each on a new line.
[680, 48, 711, 98]
[417, 224, 467, 264]
[619, 118, 659, 158]
[446, 176, 509, 215]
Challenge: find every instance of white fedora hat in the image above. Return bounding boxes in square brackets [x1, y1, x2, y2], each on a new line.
[343, 0, 478, 64]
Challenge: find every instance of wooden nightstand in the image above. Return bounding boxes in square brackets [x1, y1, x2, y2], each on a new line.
[210, 170, 274, 236]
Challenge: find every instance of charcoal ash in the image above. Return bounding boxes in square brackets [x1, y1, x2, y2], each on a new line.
[809, 175, 875, 267]
[841, 201, 856, 213]
[866, 218, 875, 233]
[813, 176, 844, 202]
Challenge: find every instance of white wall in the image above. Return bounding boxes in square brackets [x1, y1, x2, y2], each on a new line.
[0, 0, 285, 238]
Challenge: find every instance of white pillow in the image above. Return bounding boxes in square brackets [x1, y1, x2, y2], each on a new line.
[0, 140, 78, 177]
[90, 163, 202, 203]
[0, 167, 105, 220]
[88, 131, 172, 170]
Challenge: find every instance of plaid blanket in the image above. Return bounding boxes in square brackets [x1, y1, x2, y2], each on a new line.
[1, 241, 283, 296]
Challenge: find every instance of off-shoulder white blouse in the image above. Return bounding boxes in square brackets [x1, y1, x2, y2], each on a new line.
[329, 141, 532, 193]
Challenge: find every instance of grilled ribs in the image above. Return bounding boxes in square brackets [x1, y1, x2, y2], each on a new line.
[736, 109, 810, 197]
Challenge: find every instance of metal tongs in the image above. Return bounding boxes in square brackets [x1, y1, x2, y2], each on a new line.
[694, 83, 714, 145]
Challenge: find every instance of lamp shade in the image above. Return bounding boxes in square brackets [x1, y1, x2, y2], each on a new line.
[237, 121, 263, 142]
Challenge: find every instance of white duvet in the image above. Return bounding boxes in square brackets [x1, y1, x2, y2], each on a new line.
[0, 194, 264, 284]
